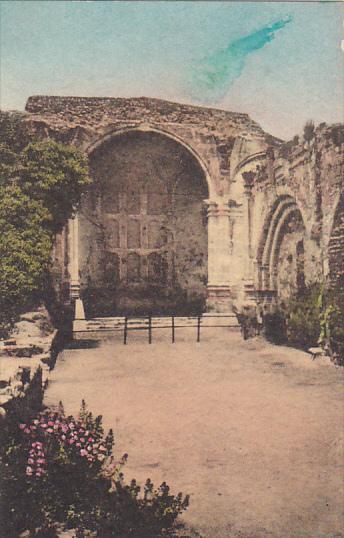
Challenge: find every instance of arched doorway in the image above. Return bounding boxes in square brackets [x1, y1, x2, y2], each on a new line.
[79, 130, 209, 316]
[257, 196, 306, 302]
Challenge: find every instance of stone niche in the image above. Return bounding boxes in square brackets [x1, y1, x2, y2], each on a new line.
[79, 130, 209, 316]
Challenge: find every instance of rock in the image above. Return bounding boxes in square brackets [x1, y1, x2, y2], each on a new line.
[3, 338, 16, 346]
[20, 311, 45, 322]
[13, 320, 43, 338]
[0, 406, 6, 421]
[5, 344, 44, 357]
[0, 395, 12, 406]
[0, 386, 12, 396]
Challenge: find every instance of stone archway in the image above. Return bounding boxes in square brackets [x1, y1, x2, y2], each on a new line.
[78, 130, 209, 316]
[256, 195, 306, 302]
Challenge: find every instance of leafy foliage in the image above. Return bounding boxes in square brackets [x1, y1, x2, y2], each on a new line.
[19, 142, 90, 233]
[0, 402, 189, 537]
[263, 282, 344, 365]
[303, 120, 315, 142]
[0, 185, 52, 334]
[319, 284, 344, 366]
[0, 111, 30, 152]
[0, 112, 90, 334]
[285, 283, 322, 348]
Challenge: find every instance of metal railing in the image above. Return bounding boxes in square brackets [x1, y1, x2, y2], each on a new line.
[118, 315, 235, 344]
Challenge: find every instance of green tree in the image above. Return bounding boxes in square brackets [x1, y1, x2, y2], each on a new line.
[0, 184, 52, 332]
[0, 114, 90, 335]
[19, 141, 90, 232]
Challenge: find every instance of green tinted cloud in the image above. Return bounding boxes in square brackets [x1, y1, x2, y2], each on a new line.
[189, 16, 292, 104]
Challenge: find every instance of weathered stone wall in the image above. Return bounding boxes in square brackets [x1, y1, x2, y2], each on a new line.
[239, 123, 344, 306]
[24, 95, 277, 198]
[22, 96, 343, 318]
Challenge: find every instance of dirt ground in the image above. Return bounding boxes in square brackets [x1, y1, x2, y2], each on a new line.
[44, 329, 344, 538]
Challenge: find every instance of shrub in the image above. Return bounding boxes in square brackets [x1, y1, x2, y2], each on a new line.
[262, 282, 344, 364]
[263, 309, 287, 345]
[320, 285, 344, 366]
[285, 283, 322, 349]
[0, 401, 189, 537]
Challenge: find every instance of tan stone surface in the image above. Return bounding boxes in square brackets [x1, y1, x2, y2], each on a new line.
[45, 332, 344, 538]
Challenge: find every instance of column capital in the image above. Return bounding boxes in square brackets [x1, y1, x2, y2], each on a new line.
[242, 171, 255, 197]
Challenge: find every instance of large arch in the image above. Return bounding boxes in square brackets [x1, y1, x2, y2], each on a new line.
[78, 129, 209, 316]
[85, 125, 214, 197]
[256, 195, 306, 301]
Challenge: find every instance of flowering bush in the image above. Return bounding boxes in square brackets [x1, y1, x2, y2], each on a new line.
[0, 401, 189, 537]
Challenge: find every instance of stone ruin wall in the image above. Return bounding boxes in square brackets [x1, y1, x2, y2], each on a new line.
[249, 124, 343, 299]
[21, 96, 344, 314]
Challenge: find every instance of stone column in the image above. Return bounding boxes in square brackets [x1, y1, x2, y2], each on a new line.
[242, 171, 256, 303]
[69, 213, 85, 320]
[205, 200, 232, 312]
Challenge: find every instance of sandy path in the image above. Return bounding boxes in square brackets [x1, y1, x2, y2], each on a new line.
[45, 331, 344, 538]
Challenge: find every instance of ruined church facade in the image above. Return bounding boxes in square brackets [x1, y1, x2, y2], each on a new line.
[23, 96, 344, 331]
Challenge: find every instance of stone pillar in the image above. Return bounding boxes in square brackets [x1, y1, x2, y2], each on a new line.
[205, 200, 232, 312]
[242, 171, 256, 303]
[69, 214, 85, 320]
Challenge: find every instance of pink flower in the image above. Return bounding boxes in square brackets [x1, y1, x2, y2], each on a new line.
[80, 437, 85, 443]
[87, 446, 92, 452]
[76, 443, 81, 448]
[33, 419, 39, 425]
[31, 442, 37, 448]
[24, 428, 30, 434]
[37, 458, 46, 465]
[26, 466, 33, 476]
[28, 458, 34, 465]
[61, 424, 68, 433]
[69, 439, 75, 445]
[98, 454, 105, 462]
[19, 424, 26, 430]
[41, 423, 47, 429]
[53, 424, 59, 430]
[80, 449, 88, 456]
[61, 434, 66, 441]
[87, 437, 94, 443]
[36, 442, 43, 448]
[99, 445, 106, 452]
[46, 428, 53, 434]
[68, 422, 75, 430]
[48, 421, 54, 427]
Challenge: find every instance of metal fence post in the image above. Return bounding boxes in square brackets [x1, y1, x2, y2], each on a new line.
[172, 316, 175, 343]
[197, 315, 201, 342]
[148, 316, 152, 344]
[124, 317, 128, 345]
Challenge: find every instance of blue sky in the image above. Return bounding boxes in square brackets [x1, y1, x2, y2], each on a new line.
[0, 1, 343, 139]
